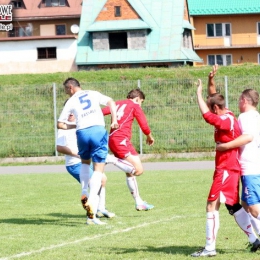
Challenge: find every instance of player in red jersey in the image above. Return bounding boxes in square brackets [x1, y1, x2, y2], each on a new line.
[102, 89, 155, 211]
[191, 66, 260, 257]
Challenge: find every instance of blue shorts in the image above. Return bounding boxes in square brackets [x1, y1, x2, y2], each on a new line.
[66, 163, 81, 183]
[241, 175, 260, 206]
[76, 126, 108, 163]
[66, 162, 94, 183]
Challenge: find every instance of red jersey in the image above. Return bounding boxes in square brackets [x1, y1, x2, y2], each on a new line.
[203, 110, 241, 171]
[102, 99, 151, 139]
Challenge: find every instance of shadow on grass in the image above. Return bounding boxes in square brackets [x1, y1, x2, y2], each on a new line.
[110, 246, 247, 257]
[0, 212, 86, 226]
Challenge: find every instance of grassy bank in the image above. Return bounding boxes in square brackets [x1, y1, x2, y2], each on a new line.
[2, 63, 260, 85]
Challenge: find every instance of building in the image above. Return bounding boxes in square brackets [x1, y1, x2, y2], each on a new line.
[76, 0, 202, 70]
[188, 0, 260, 66]
[0, 0, 82, 75]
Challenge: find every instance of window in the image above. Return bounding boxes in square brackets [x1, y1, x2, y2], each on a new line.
[109, 32, 127, 49]
[207, 23, 231, 37]
[56, 25, 65, 35]
[257, 22, 260, 35]
[183, 29, 192, 49]
[37, 47, 57, 59]
[208, 54, 232, 66]
[115, 6, 121, 17]
[8, 26, 32, 37]
[10, 0, 23, 8]
[44, 0, 66, 7]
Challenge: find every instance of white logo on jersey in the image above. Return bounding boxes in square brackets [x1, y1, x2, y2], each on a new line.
[120, 138, 127, 146]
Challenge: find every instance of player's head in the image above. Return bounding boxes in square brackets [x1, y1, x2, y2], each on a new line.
[63, 78, 81, 96]
[239, 89, 259, 112]
[127, 89, 145, 100]
[127, 89, 145, 105]
[206, 93, 225, 114]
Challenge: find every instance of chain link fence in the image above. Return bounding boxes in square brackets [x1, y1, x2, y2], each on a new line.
[3, 76, 260, 158]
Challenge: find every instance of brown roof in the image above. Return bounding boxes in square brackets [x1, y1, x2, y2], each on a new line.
[5, 0, 82, 20]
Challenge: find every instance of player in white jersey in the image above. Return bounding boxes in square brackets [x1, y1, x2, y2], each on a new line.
[56, 112, 136, 219]
[217, 89, 260, 226]
[56, 114, 116, 218]
[57, 77, 118, 225]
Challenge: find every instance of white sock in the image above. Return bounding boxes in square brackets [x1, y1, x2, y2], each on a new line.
[249, 212, 260, 235]
[98, 187, 106, 212]
[234, 208, 258, 243]
[88, 171, 103, 218]
[79, 164, 90, 197]
[205, 211, 219, 251]
[126, 176, 143, 205]
[115, 159, 135, 174]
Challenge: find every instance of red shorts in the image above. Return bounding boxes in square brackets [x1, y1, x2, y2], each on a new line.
[109, 136, 138, 159]
[207, 169, 240, 205]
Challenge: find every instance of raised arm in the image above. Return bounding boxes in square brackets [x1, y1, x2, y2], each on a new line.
[207, 64, 218, 96]
[197, 79, 210, 115]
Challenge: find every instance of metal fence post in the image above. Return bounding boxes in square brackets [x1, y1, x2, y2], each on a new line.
[138, 79, 143, 155]
[53, 83, 58, 156]
[225, 76, 229, 108]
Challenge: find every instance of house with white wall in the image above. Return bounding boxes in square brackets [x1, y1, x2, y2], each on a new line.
[0, 0, 81, 75]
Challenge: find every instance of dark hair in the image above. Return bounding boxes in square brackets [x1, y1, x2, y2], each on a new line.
[63, 77, 80, 88]
[206, 93, 225, 111]
[241, 89, 259, 107]
[127, 89, 145, 100]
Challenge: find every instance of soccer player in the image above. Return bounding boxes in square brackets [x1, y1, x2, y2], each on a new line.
[57, 77, 118, 225]
[102, 89, 154, 211]
[191, 71, 260, 257]
[56, 112, 115, 218]
[217, 88, 260, 230]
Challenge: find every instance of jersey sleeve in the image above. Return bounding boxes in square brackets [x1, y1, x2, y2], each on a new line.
[102, 106, 111, 116]
[203, 111, 234, 130]
[56, 130, 67, 146]
[97, 91, 112, 106]
[134, 105, 151, 135]
[58, 99, 72, 123]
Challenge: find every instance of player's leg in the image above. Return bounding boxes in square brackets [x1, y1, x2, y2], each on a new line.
[109, 136, 154, 211]
[244, 197, 260, 235]
[96, 173, 115, 218]
[224, 171, 260, 251]
[77, 127, 106, 225]
[124, 154, 154, 211]
[106, 153, 135, 174]
[225, 203, 260, 251]
[191, 199, 219, 257]
[87, 126, 110, 225]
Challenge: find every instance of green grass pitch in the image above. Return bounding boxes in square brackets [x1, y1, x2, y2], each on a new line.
[0, 169, 258, 259]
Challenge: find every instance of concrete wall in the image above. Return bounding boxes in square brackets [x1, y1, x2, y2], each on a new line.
[0, 39, 78, 74]
[93, 30, 147, 51]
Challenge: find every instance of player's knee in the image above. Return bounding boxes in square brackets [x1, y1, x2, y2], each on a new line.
[133, 168, 143, 176]
[101, 173, 107, 186]
[225, 203, 242, 215]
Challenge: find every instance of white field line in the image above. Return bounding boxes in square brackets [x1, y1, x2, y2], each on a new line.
[0, 215, 182, 260]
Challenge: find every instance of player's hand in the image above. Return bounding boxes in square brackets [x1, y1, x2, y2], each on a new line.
[146, 135, 154, 146]
[111, 121, 119, 129]
[208, 64, 218, 79]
